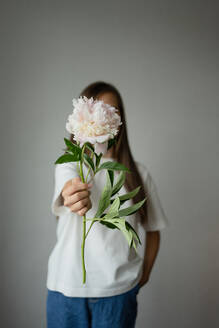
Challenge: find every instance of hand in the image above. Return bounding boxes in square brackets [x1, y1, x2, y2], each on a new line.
[61, 177, 93, 216]
[138, 273, 150, 288]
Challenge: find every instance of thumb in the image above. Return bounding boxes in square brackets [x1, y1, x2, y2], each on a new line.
[72, 176, 81, 184]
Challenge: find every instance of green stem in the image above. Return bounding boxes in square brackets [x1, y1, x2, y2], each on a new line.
[86, 218, 104, 221]
[76, 161, 80, 176]
[84, 150, 96, 239]
[85, 219, 96, 238]
[80, 145, 87, 284]
[79, 146, 99, 282]
[81, 214, 86, 284]
[85, 151, 94, 182]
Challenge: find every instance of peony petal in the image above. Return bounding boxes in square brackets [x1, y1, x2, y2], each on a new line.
[95, 134, 111, 143]
[68, 96, 122, 146]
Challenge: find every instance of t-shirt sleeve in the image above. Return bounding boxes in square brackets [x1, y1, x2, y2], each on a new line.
[51, 162, 79, 217]
[141, 169, 170, 232]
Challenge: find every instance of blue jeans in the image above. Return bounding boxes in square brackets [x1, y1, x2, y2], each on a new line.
[46, 283, 141, 328]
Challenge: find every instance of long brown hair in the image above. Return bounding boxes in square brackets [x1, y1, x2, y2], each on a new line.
[64, 81, 148, 226]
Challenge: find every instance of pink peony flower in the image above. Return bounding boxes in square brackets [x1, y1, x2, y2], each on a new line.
[66, 96, 122, 155]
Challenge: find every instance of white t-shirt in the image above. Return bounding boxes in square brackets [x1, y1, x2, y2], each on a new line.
[46, 156, 169, 297]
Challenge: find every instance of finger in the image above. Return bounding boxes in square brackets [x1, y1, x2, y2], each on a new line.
[63, 180, 89, 198]
[72, 177, 81, 183]
[77, 199, 92, 216]
[64, 190, 89, 207]
[70, 197, 89, 213]
[77, 206, 89, 216]
[63, 176, 81, 191]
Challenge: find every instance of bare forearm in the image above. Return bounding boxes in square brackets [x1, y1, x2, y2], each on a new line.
[142, 231, 160, 278]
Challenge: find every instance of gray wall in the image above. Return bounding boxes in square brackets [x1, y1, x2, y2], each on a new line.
[1, 0, 218, 327]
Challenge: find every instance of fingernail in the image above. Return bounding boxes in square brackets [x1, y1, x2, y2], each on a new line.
[88, 183, 93, 188]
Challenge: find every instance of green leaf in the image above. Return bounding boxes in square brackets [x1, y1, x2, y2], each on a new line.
[125, 221, 142, 253]
[110, 186, 141, 204]
[113, 218, 141, 249]
[63, 150, 74, 155]
[130, 238, 137, 253]
[97, 215, 141, 251]
[99, 220, 117, 229]
[111, 171, 126, 196]
[94, 170, 112, 218]
[108, 217, 133, 247]
[94, 153, 102, 170]
[110, 198, 127, 206]
[97, 216, 132, 246]
[96, 161, 130, 173]
[84, 153, 95, 172]
[84, 142, 94, 152]
[125, 221, 142, 245]
[119, 186, 141, 201]
[118, 198, 146, 217]
[55, 154, 80, 164]
[108, 170, 114, 187]
[104, 197, 120, 220]
[64, 138, 82, 159]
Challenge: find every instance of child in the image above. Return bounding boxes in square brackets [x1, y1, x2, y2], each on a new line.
[46, 81, 169, 328]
